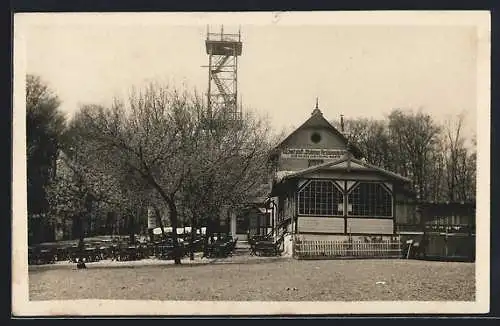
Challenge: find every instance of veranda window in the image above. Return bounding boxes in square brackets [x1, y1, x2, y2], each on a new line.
[298, 180, 344, 216]
[347, 182, 392, 217]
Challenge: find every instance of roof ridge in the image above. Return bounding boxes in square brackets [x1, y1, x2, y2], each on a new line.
[277, 155, 411, 183]
[348, 157, 411, 182]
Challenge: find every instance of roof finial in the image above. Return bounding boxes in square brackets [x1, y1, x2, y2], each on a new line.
[312, 97, 322, 116]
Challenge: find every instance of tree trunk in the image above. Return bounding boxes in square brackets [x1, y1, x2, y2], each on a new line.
[146, 176, 182, 264]
[166, 197, 182, 265]
[75, 213, 86, 266]
[154, 206, 166, 240]
[202, 221, 210, 258]
[190, 215, 196, 260]
[76, 214, 85, 250]
[128, 213, 135, 245]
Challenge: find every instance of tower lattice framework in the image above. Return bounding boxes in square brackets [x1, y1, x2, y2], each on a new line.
[204, 25, 243, 125]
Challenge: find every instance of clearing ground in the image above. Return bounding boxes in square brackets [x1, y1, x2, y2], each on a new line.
[29, 257, 475, 301]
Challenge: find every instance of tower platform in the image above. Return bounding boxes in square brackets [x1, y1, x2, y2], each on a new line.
[205, 40, 242, 56]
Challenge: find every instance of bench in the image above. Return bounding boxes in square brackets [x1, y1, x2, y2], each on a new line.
[250, 236, 284, 257]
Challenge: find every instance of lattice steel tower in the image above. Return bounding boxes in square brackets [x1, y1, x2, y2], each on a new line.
[204, 25, 242, 125]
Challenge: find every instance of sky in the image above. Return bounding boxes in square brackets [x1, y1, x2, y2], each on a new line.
[21, 13, 480, 140]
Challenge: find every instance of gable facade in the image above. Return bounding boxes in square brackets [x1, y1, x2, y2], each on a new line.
[271, 107, 362, 173]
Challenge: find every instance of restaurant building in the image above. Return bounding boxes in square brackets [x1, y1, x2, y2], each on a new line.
[264, 104, 415, 257]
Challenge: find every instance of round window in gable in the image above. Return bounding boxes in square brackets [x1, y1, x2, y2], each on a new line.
[311, 132, 322, 144]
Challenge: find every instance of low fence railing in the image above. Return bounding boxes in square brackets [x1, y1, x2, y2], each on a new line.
[294, 239, 402, 259]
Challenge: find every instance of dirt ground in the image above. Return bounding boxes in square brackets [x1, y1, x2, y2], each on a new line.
[29, 255, 475, 301]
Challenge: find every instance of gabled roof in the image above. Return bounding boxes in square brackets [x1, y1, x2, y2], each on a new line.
[275, 108, 363, 159]
[276, 153, 411, 183]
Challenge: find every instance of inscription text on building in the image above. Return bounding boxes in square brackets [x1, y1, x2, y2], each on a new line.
[281, 148, 346, 159]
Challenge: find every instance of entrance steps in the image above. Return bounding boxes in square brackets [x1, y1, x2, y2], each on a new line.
[235, 240, 250, 249]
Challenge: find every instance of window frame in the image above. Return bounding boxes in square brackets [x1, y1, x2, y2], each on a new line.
[297, 179, 345, 217]
[346, 182, 393, 218]
[310, 132, 322, 144]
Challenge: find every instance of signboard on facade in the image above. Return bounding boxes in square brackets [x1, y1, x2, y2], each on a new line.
[298, 216, 345, 233]
[281, 148, 346, 159]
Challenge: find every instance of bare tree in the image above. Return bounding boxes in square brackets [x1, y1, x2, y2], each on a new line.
[181, 108, 274, 256]
[388, 109, 441, 201]
[73, 85, 202, 264]
[71, 81, 276, 263]
[332, 109, 475, 203]
[443, 114, 476, 202]
[334, 118, 391, 169]
[426, 135, 447, 202]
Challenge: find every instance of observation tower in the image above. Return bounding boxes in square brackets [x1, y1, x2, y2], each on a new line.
[203, 25, 243, 126]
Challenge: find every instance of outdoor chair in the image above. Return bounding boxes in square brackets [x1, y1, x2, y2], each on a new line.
[206, 242, 230, 258]
[229, 237, 238, 254]
[142, 243, 155, 258]
[36, 248, 56, 264]
[250, 236, 284, 257]
[28, 247, 43, 265]
[220, 238, 238, 257]
[98, 245, 113, 260]
[185, 238, 203, 253]
[66, 246, 92, 263]
[153, 237, 187, 260]
[248, 235, 271, 255]
[109, 245, 119, 261]
[136, 245, 149, 260]
[57, 246, 69, 261]
[155, 244, 176, 260]
[115, 246, 139, 261]
[82, 247, 100, 262]
[205, 237, 237, 258]
[28, 247, 54, 265]
[68, 246, 80, 263]
[163, 245, 185, 260]
[135, 244, 148, 259]
[115, 247, 126, 261]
